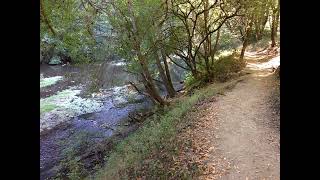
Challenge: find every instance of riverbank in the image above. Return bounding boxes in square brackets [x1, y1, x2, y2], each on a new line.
[91, 50, 279, 179]
[92, 74, 247, 179]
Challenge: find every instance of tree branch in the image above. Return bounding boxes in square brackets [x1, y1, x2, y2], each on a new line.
[40, 0, 56, 36]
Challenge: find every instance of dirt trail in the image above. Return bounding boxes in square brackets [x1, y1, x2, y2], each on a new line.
[187, 53, 280, 179]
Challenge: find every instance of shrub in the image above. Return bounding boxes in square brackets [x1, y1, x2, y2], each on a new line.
[212, 53, 245, 82]
[184, 72, 199, 88]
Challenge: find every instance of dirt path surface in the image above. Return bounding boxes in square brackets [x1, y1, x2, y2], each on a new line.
[183, 54, 280, 179]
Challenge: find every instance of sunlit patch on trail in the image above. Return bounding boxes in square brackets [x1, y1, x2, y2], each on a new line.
[247, 56, 280, 71]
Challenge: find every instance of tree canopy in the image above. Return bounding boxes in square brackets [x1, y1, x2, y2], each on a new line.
[40, 0, 280, 105]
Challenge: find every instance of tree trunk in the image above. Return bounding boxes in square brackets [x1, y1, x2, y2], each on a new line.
[275, 0, 280, 40]
[240, 20, 253, 61]
[210, 28, 221, 67]
[255, 19, 261, 41]
[127, 0, 166, 106]
[204, 54, 211, 76]
[190, 65, 199, 79]
[255, 5, 269, 41]
[203, 0, 211, 76]
[271, 11, 276, 47]
[260, 13, 269, 36]
[271, 1, 279, 48]
[140, 57, 167, 106]
[161, 51, 176, 95]
[155, 53, 176, 98]
[240, 38, 248, 61]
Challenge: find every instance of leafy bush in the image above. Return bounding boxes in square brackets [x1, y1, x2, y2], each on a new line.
[218, 25, 242, 51]
[184, 52, 245, 89]
[184, 72, 200, 89]
[212, 53, 245, 82]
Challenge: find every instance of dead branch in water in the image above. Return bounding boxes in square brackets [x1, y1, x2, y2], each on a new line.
[128, 81, 145, 95]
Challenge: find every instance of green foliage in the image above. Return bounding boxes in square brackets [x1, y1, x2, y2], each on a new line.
[213, 53, 245, 82]
[184, 70, 207, 91]
[184, 72, 200, 89]
[105, 0, 165, 77]
[40, 0, 112, 64]
[183, 50, 244, 88]
[215, 25, 241, 51]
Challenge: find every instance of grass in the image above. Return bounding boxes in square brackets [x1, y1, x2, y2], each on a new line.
[90, 76, 245, 180]
[55, 130, 102, 179]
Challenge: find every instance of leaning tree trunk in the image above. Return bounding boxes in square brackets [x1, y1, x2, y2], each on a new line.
[161, 50, 176, 95]
[139, 56, 167, 106]
[240, 38, 248, 61]
[155, 53, 176, 98]
[127, 0, 166, 106]
[40, 0, 56, 36]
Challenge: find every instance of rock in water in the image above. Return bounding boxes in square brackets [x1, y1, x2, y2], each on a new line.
[49, 56, 62, 65]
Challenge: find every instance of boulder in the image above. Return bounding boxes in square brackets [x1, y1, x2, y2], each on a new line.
[49, 55, 62, 65]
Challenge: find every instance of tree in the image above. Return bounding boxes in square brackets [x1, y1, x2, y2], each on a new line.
[105, 0, 173, 105]
[40, 0, 56, 36]
[226, 0, 268, 61]
[167, 0, 241, 79]
[253, 0, 270, 40]
[270, 0, 280, 47]
[40, 0, 110, 63]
